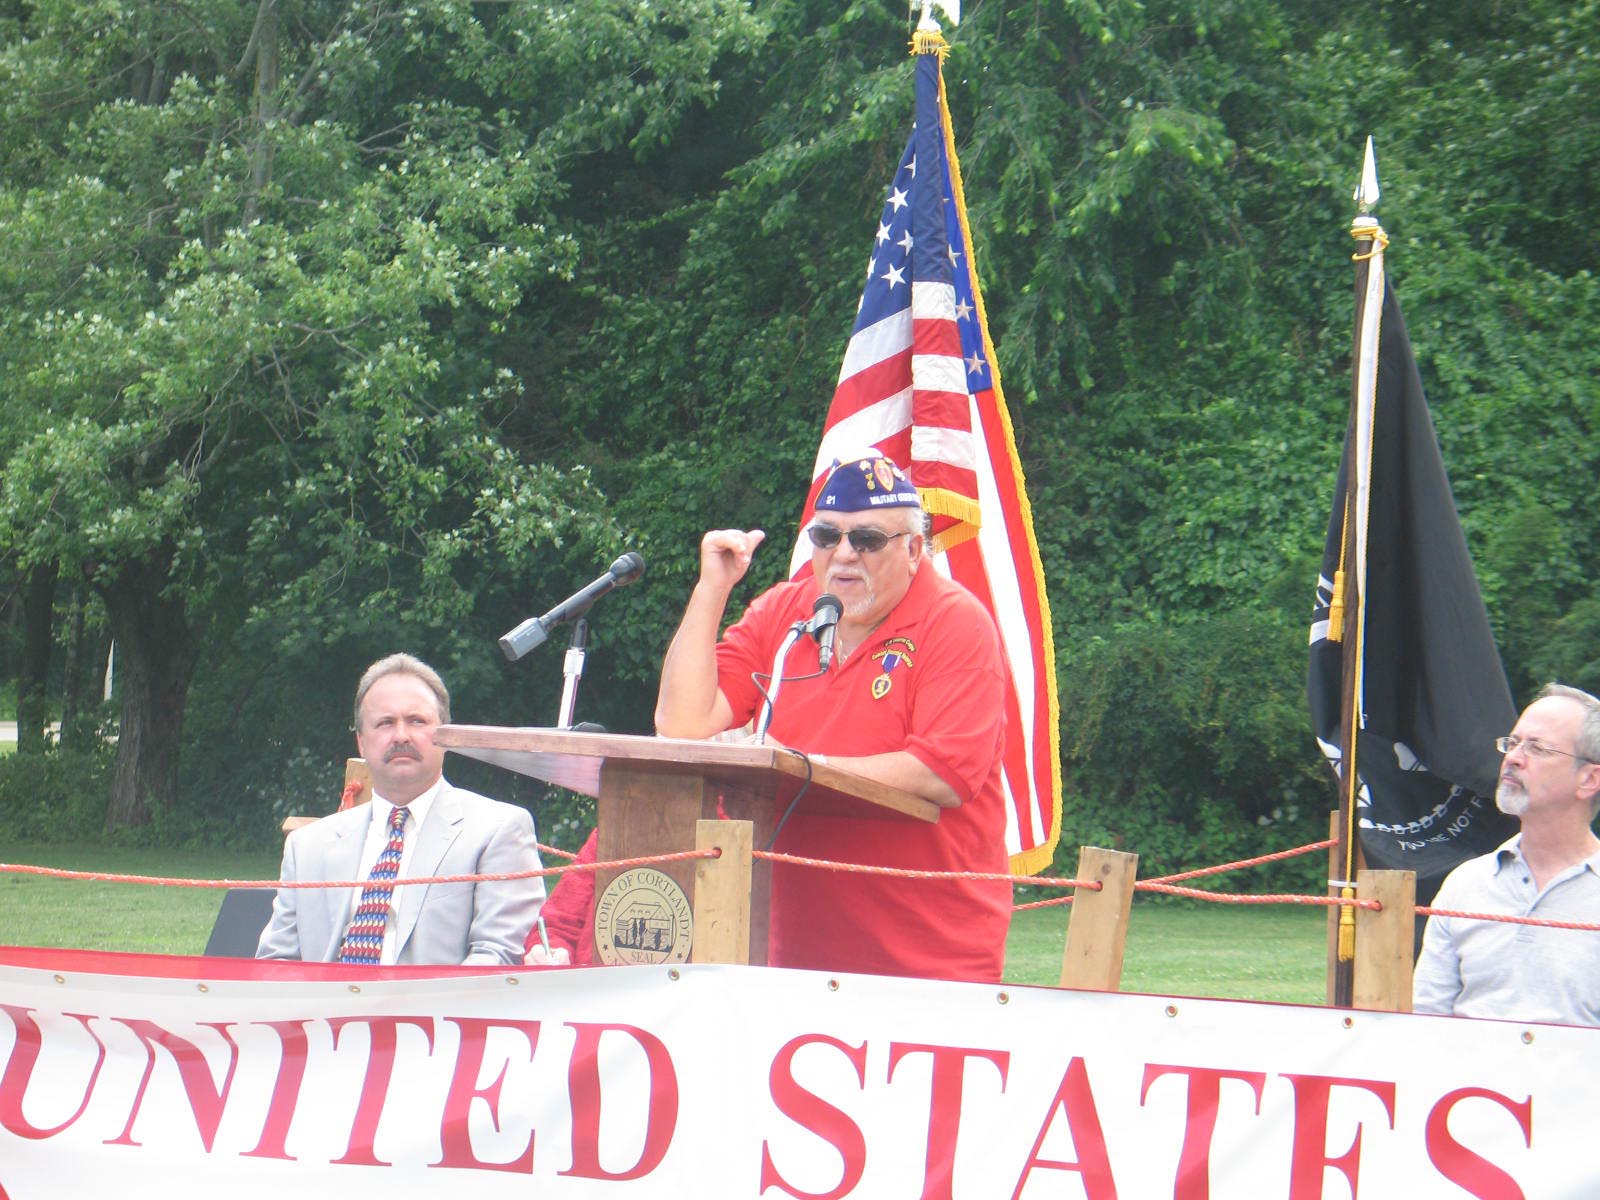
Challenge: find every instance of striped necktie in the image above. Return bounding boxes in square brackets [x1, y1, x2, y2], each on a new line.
[338, 805, 409, 964]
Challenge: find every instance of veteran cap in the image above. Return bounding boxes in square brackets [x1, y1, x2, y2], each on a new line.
[814, 452, 922, 512]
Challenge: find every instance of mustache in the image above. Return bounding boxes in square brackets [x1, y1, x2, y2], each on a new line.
[384, 744, 421, 763]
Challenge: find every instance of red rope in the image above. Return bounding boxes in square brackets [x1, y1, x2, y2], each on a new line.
[1125, 840, 1363, 908]
[1013, 837, 1339, 912]
[33, 836, 1595, 931]
[1139, 882, 1380, 909]
[1, 837, 1334, 901]
[1418, 906, 1600, 933]
[754, 849, 1098, 889]
[1013, 895, 1076, 912]
[0, 847, 716, 892]
[1140, 838, 1336, 885]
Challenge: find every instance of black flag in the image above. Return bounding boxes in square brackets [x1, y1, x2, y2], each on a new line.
[1308, 280, 1517, 895]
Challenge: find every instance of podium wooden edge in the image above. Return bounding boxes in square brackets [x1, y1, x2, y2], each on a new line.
[435, 724, 940, 824]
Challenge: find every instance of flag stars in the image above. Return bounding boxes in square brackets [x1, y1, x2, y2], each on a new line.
[897, 230, 914, 253]
[876, 221, 891, 246]
[965, 349, 986, 375]
[887, 186, 909, 212]
[947, 245, 961, 267]
[954, 298, 973, 321]
[883, 262, 907, 289]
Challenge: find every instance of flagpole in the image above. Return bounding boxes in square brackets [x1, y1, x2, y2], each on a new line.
[1328, 138, 1386, 1007]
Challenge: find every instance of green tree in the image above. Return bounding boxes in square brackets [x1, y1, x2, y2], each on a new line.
[0, 0, 760, 830]
[3, 0, 1596, 865]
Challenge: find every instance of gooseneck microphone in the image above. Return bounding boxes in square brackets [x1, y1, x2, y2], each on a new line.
[810, 593, 843, 671]
[499, 552, 645, 662]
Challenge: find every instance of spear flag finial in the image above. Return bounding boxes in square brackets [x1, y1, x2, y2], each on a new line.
[917, 0, 960, 32]
[1353, 135, 1380, 216]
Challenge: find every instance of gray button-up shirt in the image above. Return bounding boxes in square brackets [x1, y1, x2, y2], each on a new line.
[1413, 834, 1600, 1026]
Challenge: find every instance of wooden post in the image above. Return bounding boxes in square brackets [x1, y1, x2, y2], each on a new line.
[690, 819, 752, 965]
[1353, 868, 1416, 1013]
[344, 757, 373, 807]
[1060, 846, 1139, 991]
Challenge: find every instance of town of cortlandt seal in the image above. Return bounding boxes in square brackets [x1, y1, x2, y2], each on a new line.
[594, 868, 694, 965]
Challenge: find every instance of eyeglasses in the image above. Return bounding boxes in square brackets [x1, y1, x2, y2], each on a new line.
[1495, 735, 1595, 764]
[806, 525, 910, 554]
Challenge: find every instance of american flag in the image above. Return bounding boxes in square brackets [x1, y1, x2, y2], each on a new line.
[787, 33, 1060, 872]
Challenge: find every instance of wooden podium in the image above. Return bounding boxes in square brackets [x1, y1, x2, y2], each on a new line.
[434, 725, 939, 964]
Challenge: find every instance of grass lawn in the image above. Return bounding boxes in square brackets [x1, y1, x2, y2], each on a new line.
[0, 842, 1330, 1002]
[0, 843, 282, 956]
[1006, 901, 1326, 1004]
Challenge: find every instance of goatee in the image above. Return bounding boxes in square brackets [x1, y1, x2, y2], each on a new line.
[1495, 780, 1530, 817]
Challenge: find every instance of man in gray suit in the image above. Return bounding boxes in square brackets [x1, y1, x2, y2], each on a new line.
[257, 653, 544, 966]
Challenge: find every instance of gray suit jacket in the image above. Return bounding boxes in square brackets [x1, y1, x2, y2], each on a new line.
[255, 782, 544, 966]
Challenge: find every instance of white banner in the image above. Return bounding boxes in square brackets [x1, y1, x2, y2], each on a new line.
[0, 949, 1589, 1198]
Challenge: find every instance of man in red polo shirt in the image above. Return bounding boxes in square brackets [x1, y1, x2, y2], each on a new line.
[655, 453, 1012, 982]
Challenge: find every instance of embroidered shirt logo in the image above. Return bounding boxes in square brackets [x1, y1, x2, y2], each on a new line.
[870, 637, 916, 700]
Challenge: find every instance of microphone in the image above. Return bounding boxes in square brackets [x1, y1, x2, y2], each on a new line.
[810, 593, 843, 672]
[499, 552, 645, 662]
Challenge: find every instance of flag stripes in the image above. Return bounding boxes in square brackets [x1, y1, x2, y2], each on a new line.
[791, 34, 1060, 872]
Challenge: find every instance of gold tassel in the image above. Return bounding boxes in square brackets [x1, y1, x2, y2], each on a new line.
[1350, 222, 1390, 261]
[1337, 886, 1357, 962]
[911, 28, 950, 59]
[1328, 568, 1346, 643]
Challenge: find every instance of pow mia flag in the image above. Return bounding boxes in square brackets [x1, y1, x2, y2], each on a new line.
[1308, 279, 1517, 896]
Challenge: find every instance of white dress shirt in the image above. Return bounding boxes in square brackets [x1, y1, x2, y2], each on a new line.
[352, 777, 443, 965]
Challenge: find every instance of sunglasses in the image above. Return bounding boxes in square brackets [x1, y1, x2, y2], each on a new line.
[805, 524, 910, 554]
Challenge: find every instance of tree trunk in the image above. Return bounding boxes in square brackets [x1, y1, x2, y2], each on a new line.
[99, 558, 201, 830]
[16, 559, 58, 756]
[59, 583, 102, 748]
[243, 0, 278, 225]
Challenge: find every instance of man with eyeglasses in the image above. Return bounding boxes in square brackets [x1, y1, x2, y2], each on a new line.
[1412, 683, 1600, 1025]
[655, 453, 1012, 982]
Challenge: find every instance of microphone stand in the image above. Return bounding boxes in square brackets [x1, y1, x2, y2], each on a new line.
[556, 617, 591, 730]
[754, 622, 808, 745]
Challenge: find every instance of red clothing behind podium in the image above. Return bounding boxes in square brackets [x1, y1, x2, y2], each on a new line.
[526, 829, 597, 965]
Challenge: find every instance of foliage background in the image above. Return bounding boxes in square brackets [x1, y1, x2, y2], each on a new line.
[1, 0, 1595, 891]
